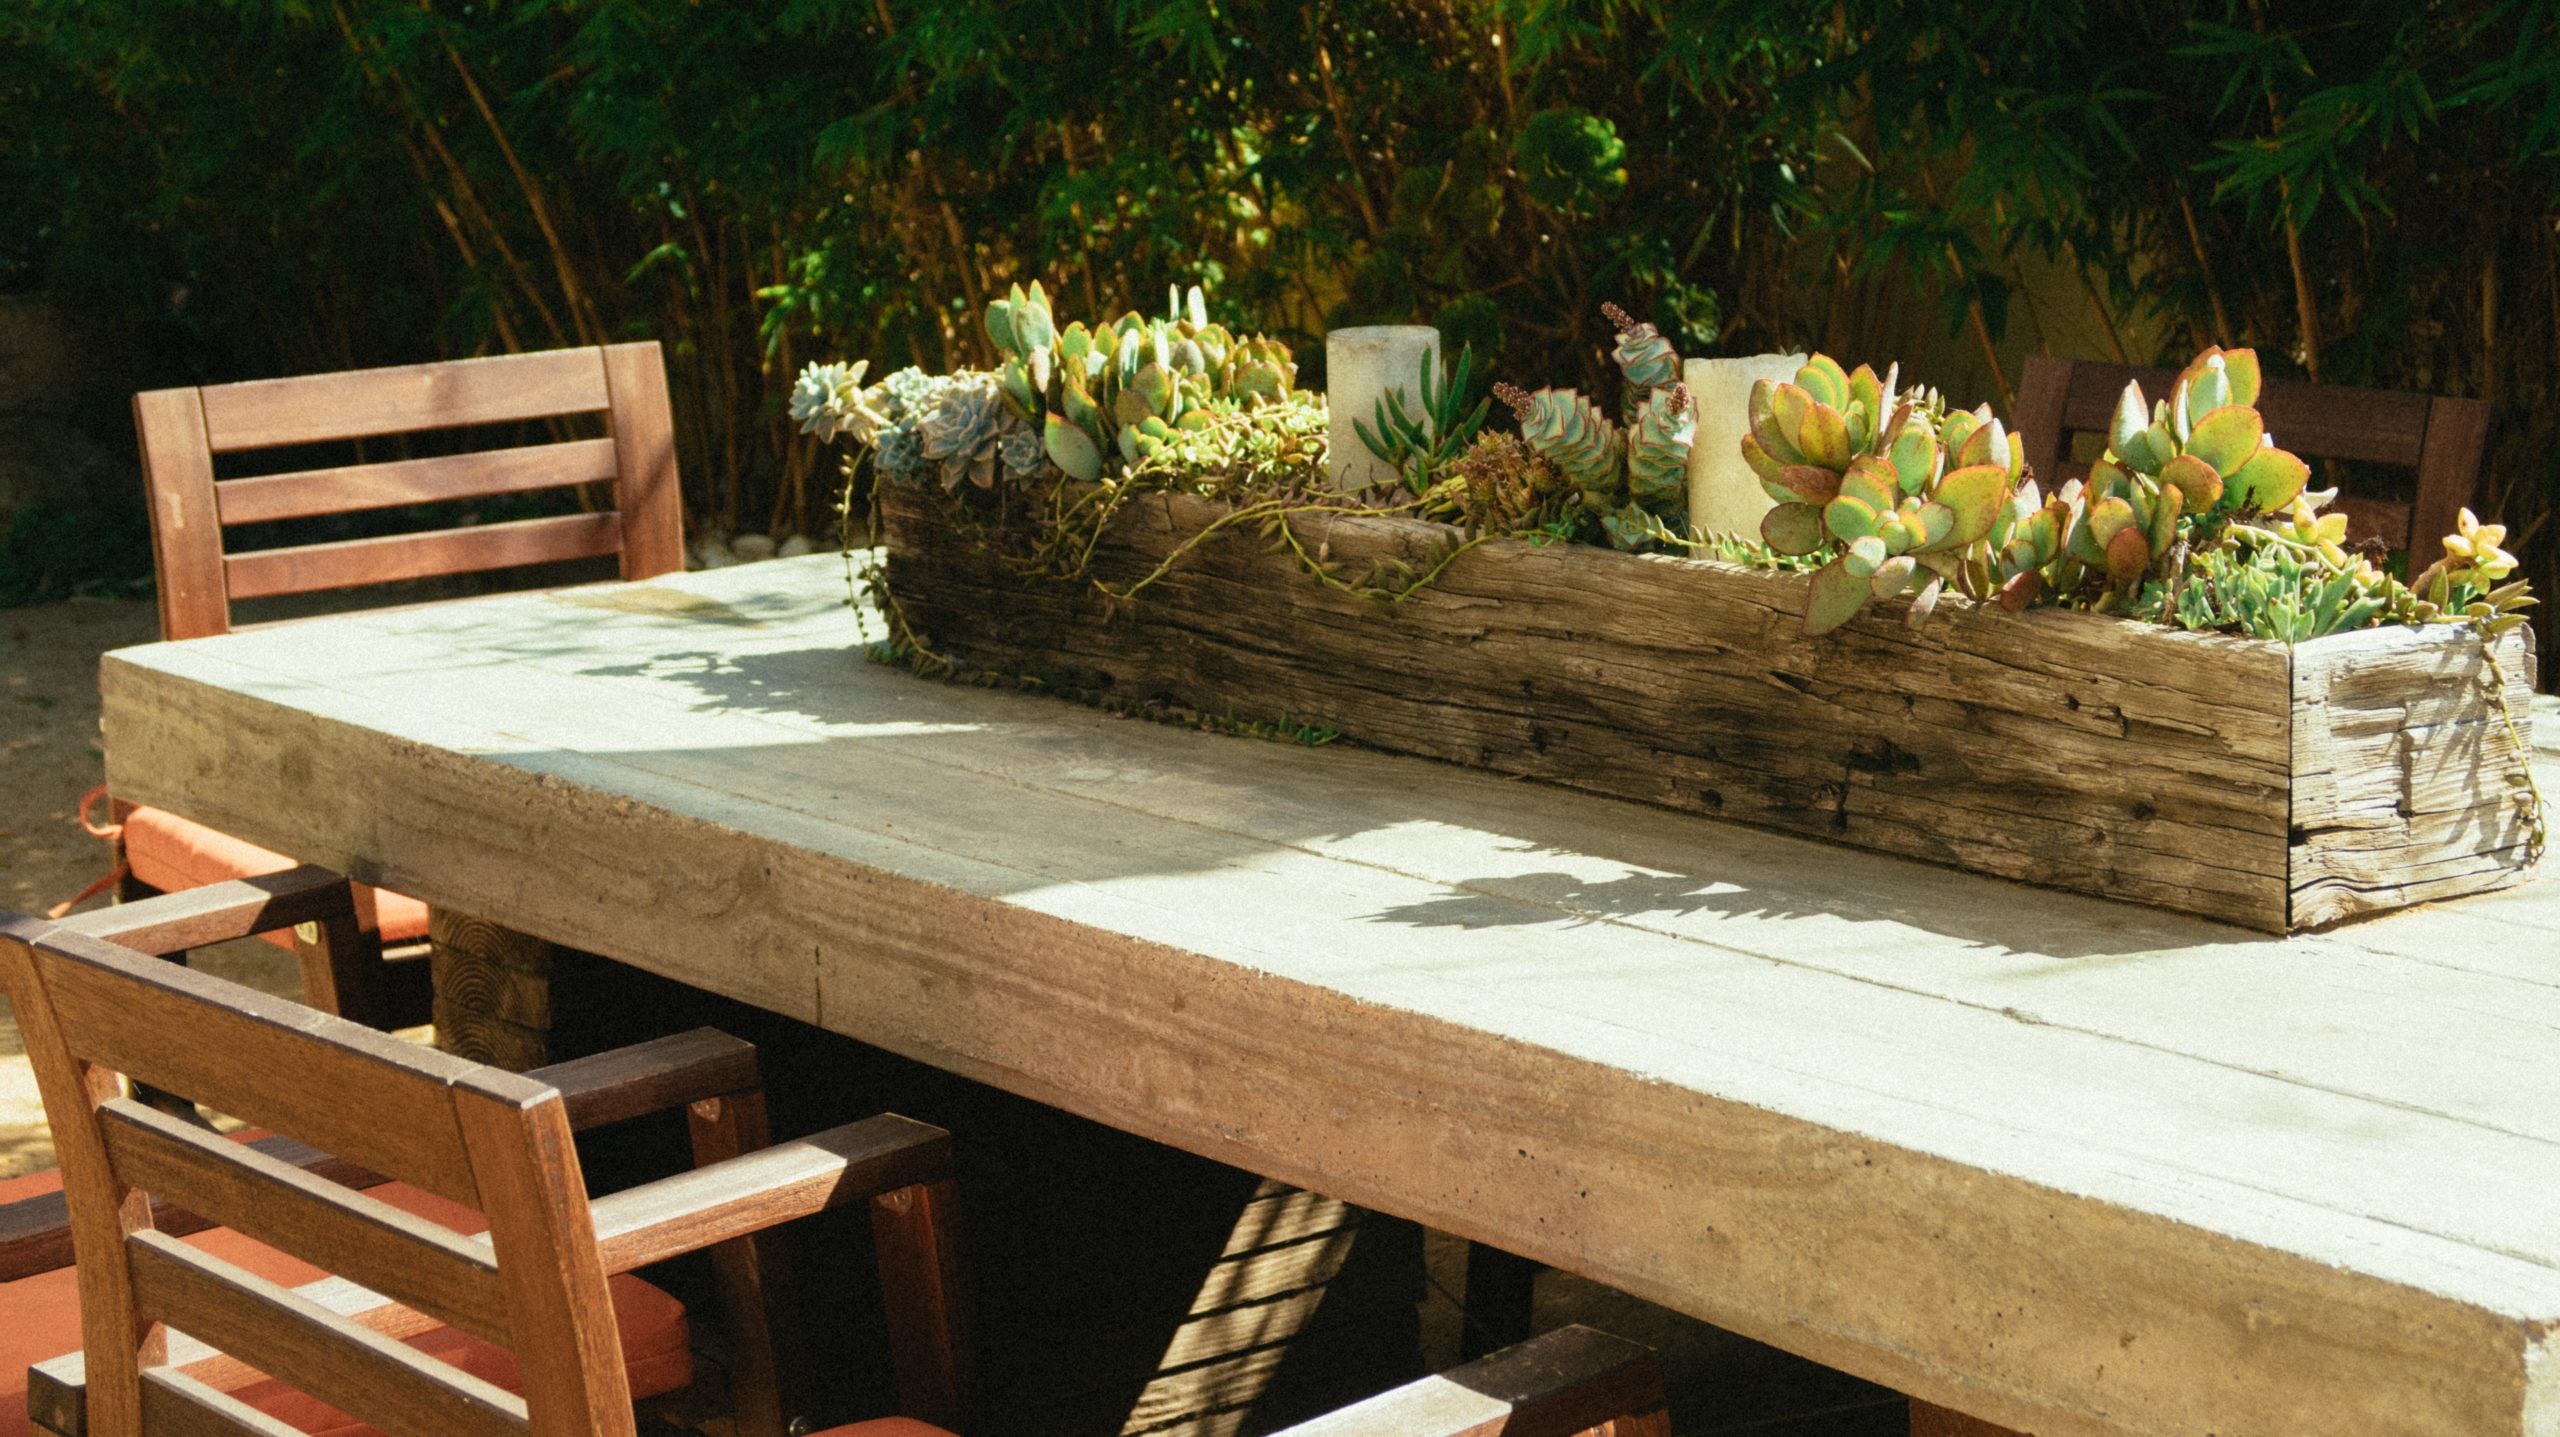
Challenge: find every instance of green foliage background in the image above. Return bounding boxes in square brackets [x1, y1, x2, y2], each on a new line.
[5, 0, 2557, 653]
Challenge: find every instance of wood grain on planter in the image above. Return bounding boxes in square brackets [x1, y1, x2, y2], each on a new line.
[882, 485, 2536, 931]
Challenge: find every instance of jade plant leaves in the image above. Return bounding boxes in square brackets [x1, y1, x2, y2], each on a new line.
[2158, 452, 2224, 511]
[1044, 414, 1103, 481]
[1804, 558, 1872, 636]
[2183, 404, 2263, 477]
[1926, 464, 2009, 549]
[1762, 502, 1826, 555]
[2223, 443, 2310, 512]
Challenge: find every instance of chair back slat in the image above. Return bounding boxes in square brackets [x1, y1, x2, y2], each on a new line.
[28, 928, 494, 1207]
[223, 512, 624, 603]
[140, 1368, 314, 1437]
[2014, 354, 2488, 570]
[197, 350, 610, 453]
[134, 341, 686, 640]
[214, 438, 625, 527]
[100, 1099, 511, 1344]
[126, 1232, 528, 1437]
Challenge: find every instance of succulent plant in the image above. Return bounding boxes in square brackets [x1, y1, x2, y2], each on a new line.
[2407, 507, 2537, 637]
[2174, 521, 2394, 641]
[1421, 432, 1580, 535]
[788, 360, 885, 444]
[1487, 303, 1695, 550]
[1353, 343, 1491, 490]
[1495, 381, 1624, 506]
[915, 377, 1040, 491]
[981, 279, 1303, 486]
[1742, 353, 2023, 633]
[2066, 347, 2314, 608]
[791, 363, 1047, 491]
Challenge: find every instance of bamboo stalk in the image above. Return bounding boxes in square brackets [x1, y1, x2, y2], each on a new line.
[442, 38, 602, 344]
[1306, 5, 1386, 239]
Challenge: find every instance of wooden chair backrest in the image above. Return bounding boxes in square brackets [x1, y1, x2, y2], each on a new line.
[0, 912, 635, 1437]
[2012, 354, 2489, 572]
[134, 342, 685, 640]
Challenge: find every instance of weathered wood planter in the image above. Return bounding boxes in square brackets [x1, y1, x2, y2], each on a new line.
[881, 485, 2539, 932]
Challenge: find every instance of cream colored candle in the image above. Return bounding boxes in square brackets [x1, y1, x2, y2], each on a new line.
[1325, 325, 1441, 493]
[1683, 353, 1807, 540]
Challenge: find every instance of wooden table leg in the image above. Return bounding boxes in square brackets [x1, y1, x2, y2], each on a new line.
[428, 908, 556, 1070]
[1911, 1398, 2030, 1435]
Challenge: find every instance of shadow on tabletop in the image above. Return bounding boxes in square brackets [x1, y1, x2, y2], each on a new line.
[558, 637, 2267, 965]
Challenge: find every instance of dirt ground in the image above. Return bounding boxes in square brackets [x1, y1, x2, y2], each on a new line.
[0, 595, 303, 1179]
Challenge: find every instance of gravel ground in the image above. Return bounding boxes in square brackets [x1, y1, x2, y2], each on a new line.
[0, 596, 299, 1178]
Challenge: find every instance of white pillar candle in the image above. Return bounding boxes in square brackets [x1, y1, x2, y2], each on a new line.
[1325, 326, 1441, 493]
[1684, 353, 1808, 541]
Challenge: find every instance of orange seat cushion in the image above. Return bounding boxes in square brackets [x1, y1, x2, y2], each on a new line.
[0, 1162, 689, 1437]
[118, 806, 430, 947]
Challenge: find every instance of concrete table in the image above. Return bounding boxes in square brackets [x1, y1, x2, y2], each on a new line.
[98, 554, 2560, 1437]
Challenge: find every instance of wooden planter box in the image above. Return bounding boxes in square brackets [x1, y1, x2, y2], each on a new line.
[880, 485, 2539, 932]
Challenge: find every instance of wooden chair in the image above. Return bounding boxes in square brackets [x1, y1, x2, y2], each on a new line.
[2012, 354, 2490, 573]
[0, 866, 966, 1437]
[104, 343, 687, 1028]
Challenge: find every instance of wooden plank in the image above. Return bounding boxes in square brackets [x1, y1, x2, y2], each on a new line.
[0, 1132, 388, 1283]
[53, 865, 351, 956]
[98, 1097, 509, 1344]
[885, 486, 2303, 929]
[586, 1114, 951, 1271]
[223, 512, 623, 601]
[196, 348, 608, 452]
[2409, 395, 2491, 576]
[93, 559, 2560, 1437]
[599, 342, 685, 580]
[529, 1027, 760, 1132]
[2052, 361, 2431, 467]
[446, 1084, 632, 1437]
[125, 1231, 526, 1437]
[872, 1177, 973, 1431]
[138, 1369, 311, 1437]
[30, 1271, 461, 1437]
[1278, 1325, 1665, 1437]
[2288, 623, 2539, 926]
[134, 386, 231, 638]
[212, 439, 621, 526]
[31, 926, 500, 1208]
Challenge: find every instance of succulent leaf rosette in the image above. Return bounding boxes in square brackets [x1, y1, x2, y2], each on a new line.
[1741, 354, 2022, 634]
[980, 280, 1303, 483]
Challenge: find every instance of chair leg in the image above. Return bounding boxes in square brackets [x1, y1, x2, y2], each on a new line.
[686, 1086, 807, 1437]
[290, 883, 393, 1027]
[871, 1177, 974, 1432]
[1460, 1240, 1541, 1360]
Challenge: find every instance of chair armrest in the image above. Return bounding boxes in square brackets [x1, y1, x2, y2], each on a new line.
[589, 1113, 950, 1274]
[52, 865, 354, 956]
[1271, 1325, 1665, 1437]
[529, 1027, 760, 1132]
[0, 1133, 386, 1282]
